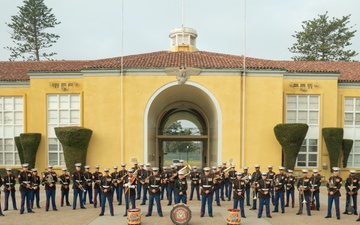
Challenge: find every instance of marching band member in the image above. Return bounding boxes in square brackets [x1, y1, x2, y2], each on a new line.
[3, 168, 17, 211]
[325, 167, 342, 220]
[284, 169, 296, 208]
[296, 169, 311, 216]
[123, 169, 137, 217]
[30, 168, 41, 209]
[200, 167, 214, 217]
[242, 166, 251, 206]
[250, 164, 261, 210]
[99, 168, 114, 216]
[233, 171, 246, 218]
[272, 166, 286, 213]
[0, 175, 4, 216]
[174, 171, 188, 204]
[267, 165, 276, 205]
[178, 160, 185, 170]
[42, 165, 58, 211]
[310, 169, 322, 211]
[59, 168, 71, 207]
[145, 167, 163, 217]
[227, 165, 237, 201]
[141, 163, 152, 205]
[257, 172, 271, 218]
[212, 166, 222, 206]
[189, 166, 201, 201]
[83, 165, 93, 205]
[92, 165, 102, 208]
[18, 163, 35, 214]
[221, 162, 229, 200]
[110, 166, 120, 203]
[72, 163, 86, 210]
[136, 164, 146, 200]
[166, 165, 176, 206]
[117, 163, 128, 205]
[344, 170, 359, 215]
[160, 167, 168, 200]
[218, 165, 226, 201]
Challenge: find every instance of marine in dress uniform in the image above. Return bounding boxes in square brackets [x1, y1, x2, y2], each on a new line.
[227, 165, 237, 201]
[0, 175, 4, 216]
[296, 169, 311, 216]
[42, 165, 58, 211]
[344, 170, 359, 215]
[325, 167, 342, 220]
[145, 167, 163, 217]
[310, 169, 322, 211]
[30, 168, 41, 209]
[200, 167, 214, 217]
[160, 167, 168, 200]
[189, 166, 201, 201]
[110, 166, 120, 203]
[83, 165, 94, 205]
[284, 169, 296, 208]
[174, 171, 188, 204]
[2, 168, 17, 211]
[92, 165, 103, 208]
[166, 165, 177, 206]
[250, 164, 262, 210]
[212, 166, 222, 206]
[242, 166, 251, 206]
[59, 168, 71, 207]
[72, 163, 86, 209]
[136, 164, 146, 200]
[218, 165, 226, 201]
[99, 168, 114, 216]
[18, 163, 35, 214]
[257, 172, 271, 218]
[266, 165, 276, 205]
[141, 164, 152, 205]
[273, 166, 286, 213]
[117, 163, 128, 205]
[123, 169, 137, 217]
[233, 171, 246, 218]
[221, 162, 230, 200]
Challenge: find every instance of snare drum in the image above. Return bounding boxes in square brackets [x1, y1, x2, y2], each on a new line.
[170, 203, 192, 225]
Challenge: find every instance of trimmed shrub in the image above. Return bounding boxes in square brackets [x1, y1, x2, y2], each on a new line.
[342, 139, 353, 168]
[322, 128, 343, 171]
[55, 127, 92, 173]
[0, 168, 20, 177]
[19, 133, 41, 169]
[274, 123, 309, 170]
[15, 136, 25, 165]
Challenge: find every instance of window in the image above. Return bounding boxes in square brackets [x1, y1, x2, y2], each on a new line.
[0, 97, 23, 165]
[347, 140, 360, 167]
[286, 95, 320, 168]
[344, 98, 360, 167]
[47, 94, 80, 166]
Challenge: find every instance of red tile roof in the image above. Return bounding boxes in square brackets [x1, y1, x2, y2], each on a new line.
[0, 51, 359, 82]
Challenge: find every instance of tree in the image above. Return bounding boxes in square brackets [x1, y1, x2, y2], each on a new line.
[289, 12, 358, 61]
[5, 0, 61, 61]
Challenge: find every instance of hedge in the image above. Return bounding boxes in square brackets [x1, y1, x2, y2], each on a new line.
[322, 128, 343, 171]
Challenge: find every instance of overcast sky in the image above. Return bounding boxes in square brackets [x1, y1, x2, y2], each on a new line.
[0, 0, 359, 61]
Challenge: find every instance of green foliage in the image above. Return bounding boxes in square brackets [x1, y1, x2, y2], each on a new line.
[274, 123, 309, 170]
[19, 133, 41, 169]
[5, 0, 61, 61]
[289, 12, 358, 61]
[14, 136, 25, 165]
[322, 128, 343, 170]
[0, 168, 20, 177]
[55, 127, 92, 173]
[342, 139, 353, 168]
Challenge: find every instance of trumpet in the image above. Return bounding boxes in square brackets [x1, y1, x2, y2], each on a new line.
[299, 185, 307, 203]
[76, 180, 86, 192]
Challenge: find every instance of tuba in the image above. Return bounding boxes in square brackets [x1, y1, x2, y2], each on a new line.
[46, 173, 54, 184]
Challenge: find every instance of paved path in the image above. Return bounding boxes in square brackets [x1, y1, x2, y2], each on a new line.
[1, 185, 359, 225]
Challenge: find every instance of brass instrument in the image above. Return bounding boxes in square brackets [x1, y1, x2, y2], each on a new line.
[223, 166, 232, 178]
[76, 180, 86, 192]
[117, 172, 128, 183]
[141, 174, 152, 184]
[274, 175, 280, 187]
[170, 165, 191, 181]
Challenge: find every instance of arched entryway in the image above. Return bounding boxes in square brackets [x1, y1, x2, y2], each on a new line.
[144, 81, 222, 169]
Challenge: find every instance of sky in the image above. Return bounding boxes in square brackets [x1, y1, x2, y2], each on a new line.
[0, 0, 359, 61]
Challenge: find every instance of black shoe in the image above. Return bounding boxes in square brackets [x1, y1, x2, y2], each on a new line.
[123, 214, 127, 217]
[355, 213, 358, 215]
[145, 214, 151, 217]
[200, 214, 204, 217]
[67, 204, 71, 206]
[140, 203, 145, 205]
[3, 209, 7, 211]
[250, 208, 256, 210]
[81, 207, 86, 209]
[246, 204, 251, 206]
[325, 216, 331, 218]
[90, 202, 94, 204]
[29, 211, 35, 213]
[61, 205, 63, 207]
[296, 212, 301, 215]
[337, 217, 340, 220]
[317, 209, 320, 211]
[99, 214, 104, 216]
[241, 216, 246, 218]
[53, 209, 58, 211]
[217, 204, 221, 206]
[356, 218, 360, 221]
[189, 199, 192, 201]
[285, 205, 289, 207]
[0, 214, 4, 216]
[308, 214, 311, 216]
[343, 212, 348, 214]
[111, 214, 114, 216]
[136, 198, 140, 200]
[118, 203, 121, 205]
[159, 214, 163, 217]
[209, 214, 213, 217]
[258, 216, 261, 218]
[267, 216, 272, 218]
[282, 212, 285, 214]
[167, 203, 171, 206]
[272, 210, 278, 213]
[221, 198, 225, 201]
[20, 212, 23, 214]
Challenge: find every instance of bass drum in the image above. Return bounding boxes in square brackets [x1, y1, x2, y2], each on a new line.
[170, 203, 192, 225]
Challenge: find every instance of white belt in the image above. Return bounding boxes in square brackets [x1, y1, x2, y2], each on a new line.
[262, 188, 269, 191]
[23, 181, 30, 184]
[192, 178, 199, 180]
[203, 185, 211, 188]
[286, 184, 292, 186]
[102, 185, 110, 188]
[63, 182, 68, 185]
[85, 179, 91, 182]
[151, 185, 159, 188]
[75, 180, 82, 183]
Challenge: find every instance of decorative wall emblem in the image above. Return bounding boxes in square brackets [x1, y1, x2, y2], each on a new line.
[165, 66, 201, 84]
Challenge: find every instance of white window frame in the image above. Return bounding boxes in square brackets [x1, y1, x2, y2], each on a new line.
[344, 98, 360, 167]
[0, 96, 23, 166]
[47, 94, 80, 166]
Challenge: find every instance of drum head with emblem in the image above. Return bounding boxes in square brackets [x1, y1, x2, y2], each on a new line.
[170, 203, 192, 225]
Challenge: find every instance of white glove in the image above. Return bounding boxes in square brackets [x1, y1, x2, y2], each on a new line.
[124, 183, 130, 187]
[130, 185, 135, 189]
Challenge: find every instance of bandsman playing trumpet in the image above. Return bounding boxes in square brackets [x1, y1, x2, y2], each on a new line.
[117, 163, 128, 205]
[227, 165, 237, 201]
[250, 164, 262, 210]
[72, 163, 86, 210]
[174, 171, 188, 204]
[284, 169, 296, 208]
[257, 172, 271, 218]
[221, 162, 230, 200]
[2, 168, 17, 211]
[145, 167, 163, 217]
[30, 168, 41, 209]
[59, 168, 71, 207]
[136, 164, 146, 200]
[160, 166, 168, 200]
[233, 171, 246, 218]
[296, 169, 311, 216]
[272, 166, 286, 213]
[267, 165, 276, 205]
[325, 167, 342, 220]
[242, 166, 251, 206]
[166, 165, 176, 206]
[92, 165, 102, 208]
[99, 168, 114, 216]
[189, 166, 201, 201]
[110, 166, 119, 203]
[140, 164, 152, 205]
[310, 169, 322, 211]
[344, 170, 359, 215]
[212, 166, 222, 206]
[200, 167, 214, 217]
[18, 163, 34, 214]
[83, 165, 93, 205]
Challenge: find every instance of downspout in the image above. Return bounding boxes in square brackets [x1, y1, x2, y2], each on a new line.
[241, 0, 247, 168]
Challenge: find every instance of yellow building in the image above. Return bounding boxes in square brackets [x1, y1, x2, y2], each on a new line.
[1, 27, 360, 178]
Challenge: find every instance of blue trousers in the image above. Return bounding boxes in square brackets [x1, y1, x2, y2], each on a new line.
[252, 189, 258, 209]
[125, 194, 136, 214]
[224, 181, 230, 197]
[245, 188, 250, 205]
[233, 199, 245, 217]
[20, 191, 33, 213]
[167, 187, 174, 205]
[112, 185, 120, 202]
[141, 186, 148, 204]
[4, 191, 17, 210]
[270, 187, 275, 205]
[313, 192, 320, 210]
[227, 183, 233, 200]
[327, 195, 340, 218]
[220, 183, 225, 200]
[93, 189, 101, 207]
[213, 188, 220, 205]
[175, 195, 187, 204]
[73, 189, 84, 209]
[274, 192, 285, 212]
[285, 189, 295, 207]
[118, 186, 124, 204]
[201, 195, 213, 216]
[45, 189, 57, 210]
[100, 194, 114, 216]
[61, 190, 70, 206]
[298, 195, 311, 215]
[190, 185, 200, 200]
[83, 186, 93, 204]
[160, 185, 166, 199]
[345, 194, 357, 213]
[147, 195, 162, 216]
[258, 198, 270, 217]
[136, 183, 142, 199]
[31, 189, 40, 208]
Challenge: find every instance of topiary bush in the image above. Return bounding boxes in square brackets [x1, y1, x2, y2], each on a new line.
[322, 128, 343, 171]
[342, 139, 353, 168]
[14, 136, 25, 165]
[19, 133, 41, 169]
[55, 127, 92, 173]
[274, 123, 309, 170]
